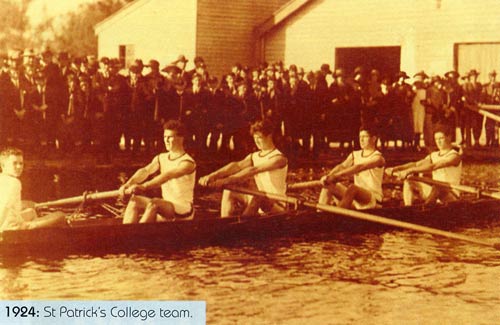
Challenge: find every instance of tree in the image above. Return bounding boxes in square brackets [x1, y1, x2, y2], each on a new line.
[51, 0, 133, 56]
[0, 0, 32, 53]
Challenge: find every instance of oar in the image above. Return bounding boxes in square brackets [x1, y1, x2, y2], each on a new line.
[287, 180, 322, 190]
[468, 105, 500, 123]
[227, 186, 500, 250]
[479, 104, 500, 111]
[35, 190, 120, 209]
[408, 176, 500, 199]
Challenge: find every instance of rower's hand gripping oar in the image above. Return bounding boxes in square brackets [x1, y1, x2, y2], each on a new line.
[227, 186, 500, 250]
[408, 176, 500, 200]
[34, 190, 121, 209]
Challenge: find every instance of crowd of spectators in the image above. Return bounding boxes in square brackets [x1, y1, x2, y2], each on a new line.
[0, 49, 499, 162]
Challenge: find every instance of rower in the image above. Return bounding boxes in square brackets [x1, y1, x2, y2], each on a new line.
[318, 126, 385, 209]
[385, 126, 462, 206]
[120, 120, 196, 223]
[0, 147, 66, 231]
[198, 119, 288, 217]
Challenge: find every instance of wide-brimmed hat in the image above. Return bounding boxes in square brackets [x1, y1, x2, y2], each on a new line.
[413, 70, 429, 79]
[468, 69, 480, 77]
[171, 54, 188, 64]
[162, 64, 182, 74]
[489, 70, 497, 77]
[396, 71, 410, 79]
[444, 70, 459, 79]
[320, 63, 332, 74]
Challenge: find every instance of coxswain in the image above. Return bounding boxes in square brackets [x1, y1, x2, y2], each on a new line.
[385, 126, 462, 206]
[0, 147, 66, 231]
[198, 119, 288, 217]
[120, 120, 196, 223]
[318, 126, 385, 209]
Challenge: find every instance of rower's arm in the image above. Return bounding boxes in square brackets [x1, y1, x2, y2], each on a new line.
[141, 160, 196, 190]
[327, 153, 354, 177]
[222, 155, 287, 185]
[207, 154, 253, 180]
[123, 157, 160, 186]
[407, 153, 461, 174]
[331, 154, 384, 179]
[387, 156, 430, 175]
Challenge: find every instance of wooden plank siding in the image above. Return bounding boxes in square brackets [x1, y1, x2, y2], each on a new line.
[196, 0, 289, 79]
[97, 0, 197, 68]
[262, 0, 500, 77]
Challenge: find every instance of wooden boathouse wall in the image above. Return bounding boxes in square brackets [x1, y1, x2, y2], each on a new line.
[258, 0, 500, 81]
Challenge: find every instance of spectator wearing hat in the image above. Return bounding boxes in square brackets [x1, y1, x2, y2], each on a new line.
[231, 80, 260, 158]
[123, 61, 148, 152]
[328, 68, 357, 151]
[481, 70, 500, 147]
[362, 69, 384, 138]
[1, 66, 27, 147]
[183, 73, 211, 155]
[40, 49, 62, 87]
[57, 52, 72, 82]
[145, 59, 167, 152]
[57, 74, 83, 154]
[26, 70, 51, 152]
[309, 70, 329, 156]
[462, 69, 483, 147]
[443, 70, 463, 143]
[391, 71, 414, 149]
[206, 76, 226, 155]
[76, 74, 98, 151]
[171, 54, 189, 84]
[283, 73, 311, 156]
[424, 76, 446, 150]
[411, 71, 429, 150]
[261, 77, 284, 136]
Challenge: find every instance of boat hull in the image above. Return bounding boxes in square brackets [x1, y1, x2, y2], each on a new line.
[1, 199, 499, 255]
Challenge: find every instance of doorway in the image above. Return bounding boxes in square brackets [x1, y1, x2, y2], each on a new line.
[335, 46, 401, 80]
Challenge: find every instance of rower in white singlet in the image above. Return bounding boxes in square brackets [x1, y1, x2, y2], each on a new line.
[318, 126, 385, 210]
[198, 119, 288, 217]
[385, 126, 462, 206]
[120, 120, 196, 223]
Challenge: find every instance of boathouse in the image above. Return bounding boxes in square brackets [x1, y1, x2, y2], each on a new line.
[96, 0, 500, 82]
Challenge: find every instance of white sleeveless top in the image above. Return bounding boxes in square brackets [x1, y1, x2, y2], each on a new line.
[0, 174, 23, 231]
[352, 150, 384, 202]
[429, 149, 462, 185]
[251, 148, 288, 194]
[157, 152, 196, 215]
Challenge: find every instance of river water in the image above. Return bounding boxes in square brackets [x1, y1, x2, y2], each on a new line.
[1, 162, 500, 324]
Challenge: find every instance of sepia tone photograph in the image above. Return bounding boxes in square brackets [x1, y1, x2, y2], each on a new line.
[0, 0, 499, 324]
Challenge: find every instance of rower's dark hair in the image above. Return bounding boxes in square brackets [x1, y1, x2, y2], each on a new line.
[433, 124, 452, 137]
[0, 147, 23, 163]
[359, 125, 378, 138]
[163, 119, 187, 137]
[250, 119, 274, 136]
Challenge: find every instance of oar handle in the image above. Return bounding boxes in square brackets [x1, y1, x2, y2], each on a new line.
[468, 104, 500, 123]
[408, 176, 500, 199]
[408, 176, 478, 194]
[287, 180, 322, 190]
[478, 104, 500, 111]
[227, 186, 300, 205]
[35, 190, 121, 209]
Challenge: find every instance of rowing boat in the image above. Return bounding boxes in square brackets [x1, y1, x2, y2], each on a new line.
[1, 197, 499, 255]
